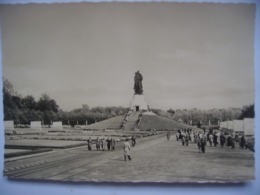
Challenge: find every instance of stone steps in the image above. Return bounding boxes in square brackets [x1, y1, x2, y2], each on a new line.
[123, 112, 140, 131]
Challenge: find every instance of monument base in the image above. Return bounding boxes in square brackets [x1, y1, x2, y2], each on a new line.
[130, 95, 149, 112]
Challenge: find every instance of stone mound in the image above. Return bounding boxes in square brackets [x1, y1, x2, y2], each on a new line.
[85, 115, 125, 130]
[139, 115, 194, 130]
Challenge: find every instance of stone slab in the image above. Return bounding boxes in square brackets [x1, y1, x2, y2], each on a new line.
[233, 120, 244, 132]
[30, 121, 42, 130]
[244, 118, 254, 136]
[227, 120, 234, 130]
[4, 121, 14, 130]
[52, 121, 63, 130]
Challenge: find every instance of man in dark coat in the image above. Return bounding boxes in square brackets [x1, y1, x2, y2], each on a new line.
[227, 135, 232, 148]
[111, 137, 116, 151]
[166, 130, 170, 141]
[213, 133, 218, 147]
[131, 135, 136, 147]
[88, 137, 92, 151]
[107, 138, 111, 151]
[240, 135, 246, 149]
[220, 133, 226, 147]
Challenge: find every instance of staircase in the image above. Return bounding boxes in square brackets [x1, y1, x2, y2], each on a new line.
[123, 112, 140, 131]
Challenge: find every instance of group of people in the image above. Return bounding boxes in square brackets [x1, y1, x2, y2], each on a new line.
[87, 137, 116, 151]
[171, 128, 248, 153]
[87, 135, 137, 161]
[175, 128, 194, 146]
[210, 132, 247, 149]
[174, 129, 209, 153]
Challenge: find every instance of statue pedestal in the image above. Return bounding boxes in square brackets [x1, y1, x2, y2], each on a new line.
[130, 95, 148, 111]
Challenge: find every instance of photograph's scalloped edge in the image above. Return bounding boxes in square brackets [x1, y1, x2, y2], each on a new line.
[0, 0, 259, 195]
[0, 0, 256, 5]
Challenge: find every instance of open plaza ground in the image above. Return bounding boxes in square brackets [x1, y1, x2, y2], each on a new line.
[4, 131, 254, 182]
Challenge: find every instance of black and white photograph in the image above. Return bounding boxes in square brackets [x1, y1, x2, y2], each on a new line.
[0, 1, 256, 183]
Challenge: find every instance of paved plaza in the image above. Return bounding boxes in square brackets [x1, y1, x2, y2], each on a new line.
[4, 133, 254, 183]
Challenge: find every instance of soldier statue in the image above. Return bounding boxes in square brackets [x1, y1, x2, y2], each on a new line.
[134, 71, 143, 95]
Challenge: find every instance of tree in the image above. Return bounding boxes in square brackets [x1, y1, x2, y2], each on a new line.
[3, 78, 15, 96]
[82, 104, 90, 111]
[22, 95, 37, 110]
[37, 93, 59, 113]
[239, 104, 254, 119]
[167, 109, 175, 116]
[3, 78, 20, 120]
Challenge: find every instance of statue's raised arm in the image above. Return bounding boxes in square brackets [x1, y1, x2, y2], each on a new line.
[134, 71, 143, 95]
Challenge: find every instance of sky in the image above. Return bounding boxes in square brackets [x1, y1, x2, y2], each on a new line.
[0, 2, 255, 111]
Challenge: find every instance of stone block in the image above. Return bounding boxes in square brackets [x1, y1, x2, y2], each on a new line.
[4, 121, 14, 130]
[30, 121, 42, 130]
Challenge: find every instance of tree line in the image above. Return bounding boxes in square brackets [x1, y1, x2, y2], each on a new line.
[3, 78, 254, 127]
[165, 105, 254, 126]
[152, 106, 254, 126]
[3, 78, 128, 126]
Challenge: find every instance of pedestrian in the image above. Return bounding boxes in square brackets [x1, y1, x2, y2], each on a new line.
[100, 138, 104, 151]
[213, 133, 218, 147]
[96, 137, 100, 151]
[208, 133, 213, 147]
[197, 132, 203, 151]
[111, 137, 116, 151]
[179, 131, 183, 141]
[131, 135, 136, 147]
[194, 133, 198, 144]
[231, 134, 235, 149]
[220, 133, 226, 147]
[123, 138, 132, 161]
[227, 134, 232, 148]
[200, 134, 207, 153]
[166, 130, 170, 141]
[190, 132, 194, 143]
[107, 138, 111, 151]
[88, 137, 92, 151]
[185, 134, 189, 146]
[240, 135, 246, 149]
[102, 138, 107, 151]
[176, 132, 180, 141]
[181, 132, 186, 146]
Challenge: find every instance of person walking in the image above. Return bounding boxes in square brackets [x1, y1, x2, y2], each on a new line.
[185, 134, 189, 146]
[213, 133, 218, 147]
[166, 130, 170, 141]
[240, 135, 246, 149]
[181, 131, 186, 146]
[227, 134, 232, 148]
[131, 135, 136, 147]
[88, 137, 92, 151]
[190, 132, 194, 143]
[107, 138, 111, 151]
[208, 133, 213, 147]
[231, 134, 235, 149]
[220, 133, 226, 147]
[100, 138, 104, 151]
[176, 132, 180, 141]
[102, 138, 107, 151]
[111, 137, 116, 151]
[200, 133, 207, 153]
[96, 137, 100, 151]
[123, 138, 132, 161]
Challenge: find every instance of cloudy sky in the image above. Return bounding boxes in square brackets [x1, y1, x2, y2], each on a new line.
[0, 2, 255, 111]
